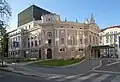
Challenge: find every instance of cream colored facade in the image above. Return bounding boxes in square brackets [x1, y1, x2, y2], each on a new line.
[99, 26, 120, 58]
[8, 14, 100, 59]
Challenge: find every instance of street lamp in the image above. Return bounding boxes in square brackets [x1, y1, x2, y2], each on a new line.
[45, 40, 48, 44]
[88, 44, 92, 59]
[44, 40, 48, 60]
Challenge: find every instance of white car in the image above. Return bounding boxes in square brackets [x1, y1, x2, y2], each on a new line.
[0, 61, 7, 66]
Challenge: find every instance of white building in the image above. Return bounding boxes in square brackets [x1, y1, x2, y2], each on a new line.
[100, 26, 120, 58]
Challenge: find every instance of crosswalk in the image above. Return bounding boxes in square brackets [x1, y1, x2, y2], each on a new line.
[42, 72, 120, 82]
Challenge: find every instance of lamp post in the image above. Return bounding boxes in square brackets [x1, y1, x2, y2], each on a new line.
[84, 44, 87, 58]
[44, 40, 48, 60]
[13, 41, 19, 63]
[88, 44, 92, 59]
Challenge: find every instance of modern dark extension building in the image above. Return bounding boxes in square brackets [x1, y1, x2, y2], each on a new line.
[18, 5, 52, 26]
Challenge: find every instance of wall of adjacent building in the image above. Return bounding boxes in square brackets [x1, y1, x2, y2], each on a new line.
[100, 27, 120, 58]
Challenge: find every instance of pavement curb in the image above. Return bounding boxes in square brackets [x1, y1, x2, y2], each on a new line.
[90, 59, 102, 72]
[0, 68, 38, 77]
[60, 59, 86, 68]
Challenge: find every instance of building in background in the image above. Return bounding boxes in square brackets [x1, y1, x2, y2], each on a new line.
[99, 26, 120, 58]
[18, 5, 52, 27]
[8, 5, 100, 59]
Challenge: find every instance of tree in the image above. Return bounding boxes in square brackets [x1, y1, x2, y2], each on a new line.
[0, 0, 11, 66]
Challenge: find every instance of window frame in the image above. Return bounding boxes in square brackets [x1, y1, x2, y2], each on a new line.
[31, 41, 33, 47]
[59, 48, 66, 52]
[35, 40, 38, 47]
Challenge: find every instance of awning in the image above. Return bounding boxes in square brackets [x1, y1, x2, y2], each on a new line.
[92, 45, 115, 49]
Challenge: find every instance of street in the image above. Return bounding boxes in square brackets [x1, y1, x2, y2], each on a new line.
[1, 58, 120, 82]
[39, 58, 120, 82]
[26, 59, 100, 75]
[0, 70, 55, 82]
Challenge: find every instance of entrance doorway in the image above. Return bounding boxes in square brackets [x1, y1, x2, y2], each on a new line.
[39, 49, 41, 59]
[24, 51, 26, 58]
[47, 48, 52, 59]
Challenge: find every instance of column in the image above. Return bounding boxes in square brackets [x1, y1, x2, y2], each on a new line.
[65, 29, 67, 46]
[41, 30, 45, 60]
[54, 29, 56, 46]
[57, 29, 59, 46]
[77, 30, 79, 46]
[106, 48, 107, 57]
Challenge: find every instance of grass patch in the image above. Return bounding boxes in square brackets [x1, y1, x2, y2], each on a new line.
[34, 56, 85, 66]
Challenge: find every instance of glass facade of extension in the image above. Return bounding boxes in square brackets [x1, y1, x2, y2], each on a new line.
[18, 5, 52, 27]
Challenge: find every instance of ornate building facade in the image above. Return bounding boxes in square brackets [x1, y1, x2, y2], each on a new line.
[8, 5, 101, 59]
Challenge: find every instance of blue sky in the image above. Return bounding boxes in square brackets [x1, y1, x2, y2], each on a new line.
[7, 0, 120, 31]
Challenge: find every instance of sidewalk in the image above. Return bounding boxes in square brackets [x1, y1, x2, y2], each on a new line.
[0, 60, 43, 66]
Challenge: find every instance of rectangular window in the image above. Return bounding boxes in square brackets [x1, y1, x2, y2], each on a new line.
[119, 36, 120, 48]
[61, 26, 63, 28]
[28, 42, 30, 47]
[23, 41, 26, 47]
[114, 35, 117, 42]
[61, 38, 64, 44]
[96, 37, 98, 44]
[31, 37, 33, 39]
[110, 36, 112, 43]
[31, 41, 33, 47]
[89, 35, 91, 43]
[13, 38, 15, 41]
[80, 39, 82, 44]
[25, 26, 27, 29]
[29, 25, 31, 28]
[100, 37, 102, 40]
[93, 36, 95, 44]
[59, 48, 65, 52]
[115, 49, 118, 52]
[16, 37, 17, 41]
[115, 44, 118, 47]
[79, 48, 83, 51]
[28, 38, 30, 40]
[39, 40, 41, 45]
[18, 36, 20, 40]
[48, 39, 52, 44]
[35, 40, 37, 46]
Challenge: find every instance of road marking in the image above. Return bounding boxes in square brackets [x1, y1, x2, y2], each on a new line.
[56, 75, 80, 81]
[69, 73, 99, 82]
[106, 61, 120, 66]
[39, 73, 62, 78]
[91, 60, 102, 70]
[46, 75, 64, 80]
[91, 74, 111, 82]
[65, 75, 78, 79]
[94, 70, 120, 74]
[111, 75, 120, 82]
[56, 74, 83, 81]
